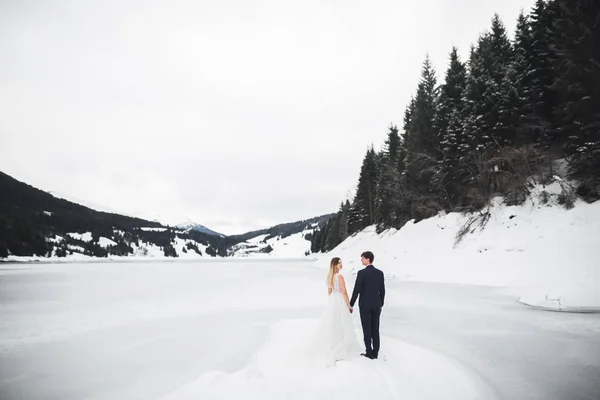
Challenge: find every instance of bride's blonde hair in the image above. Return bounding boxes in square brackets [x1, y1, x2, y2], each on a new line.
[327, 257, 341, 288]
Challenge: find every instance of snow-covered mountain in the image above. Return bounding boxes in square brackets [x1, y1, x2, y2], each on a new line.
[0, 170, 337, 261]
[0, 171, 229, 261]
[223, 214, 334, 258]
[176, 221, 225, 238]
[228, 224, 318, 258]
[6, 227, 214, 262]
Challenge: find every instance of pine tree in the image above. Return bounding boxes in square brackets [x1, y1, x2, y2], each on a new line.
[463, 15, 514, 153]
[375, 125, 403, 231]
[406, 56, 439, 160]
[404, 56, 442, 210]
[311, 227, 326, 253]
[347, 202, 362, 236]
[463, 41, 489, 153]
[401, 98, 416, 172]
[487, 14, 515, 148]
[394, 102, 415, 221]
[339, 200, 350, 241]
[325, 213, 341, 251]
[436, 47, 468, 206]
[322, 221, 330, 251]
[315, 219, 331, 252]
[489, 14, 514, 79]
[435, 48, 467, 145]
[349, 147, 379, 233]
[310, 229, 318, 253]
[507, 11, 537, 146]
[551, 0, 600, 198]
[324, 202, 350, 248]
[529, 0, 559, 149]
[459, 37, 501, 207]
[383, 123, 402, 162]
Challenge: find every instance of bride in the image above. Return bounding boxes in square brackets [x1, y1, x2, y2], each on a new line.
[299, 257, 361, 366]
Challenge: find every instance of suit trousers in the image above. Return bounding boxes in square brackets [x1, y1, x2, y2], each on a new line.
[359, 306, 381, 357]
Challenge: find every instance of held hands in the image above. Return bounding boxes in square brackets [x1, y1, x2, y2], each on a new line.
[349, 306, 353, 314]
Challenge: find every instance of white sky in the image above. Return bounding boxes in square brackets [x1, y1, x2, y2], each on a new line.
[0, 0, 536, 235]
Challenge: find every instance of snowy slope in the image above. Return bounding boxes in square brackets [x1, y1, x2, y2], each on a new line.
[66, 232, 93, 242]
[176, 221, 225, 238]
[317, 181, 600, 312]
[4, 226, 316, 262]
[228, 228, 315, 258]
[4, 233, 210, 262]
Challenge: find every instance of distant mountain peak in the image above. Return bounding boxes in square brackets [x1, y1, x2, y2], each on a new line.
[176, 221, 224, 238]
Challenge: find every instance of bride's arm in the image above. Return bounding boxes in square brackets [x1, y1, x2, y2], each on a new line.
[338, 275, 351, 309]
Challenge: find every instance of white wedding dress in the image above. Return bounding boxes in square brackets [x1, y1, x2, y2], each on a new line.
[297, 273, 361, 367]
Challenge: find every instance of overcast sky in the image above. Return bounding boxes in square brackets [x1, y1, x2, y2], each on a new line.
[0, 0, 535, 235]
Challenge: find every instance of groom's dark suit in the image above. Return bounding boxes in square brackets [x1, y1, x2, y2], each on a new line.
[350, 264, 385, 359]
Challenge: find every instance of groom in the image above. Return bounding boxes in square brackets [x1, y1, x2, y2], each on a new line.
[349, 251, 385, 359]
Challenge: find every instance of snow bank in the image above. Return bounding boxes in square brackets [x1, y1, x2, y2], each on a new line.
[318, 183, 600, 312]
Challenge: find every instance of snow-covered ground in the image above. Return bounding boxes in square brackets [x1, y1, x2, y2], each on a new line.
[66, 232, 93, 242]
[139, 227, 168, 232]
[0, 259, 598, 400]
[98, 237, 117, 247]
[64, 232, 116, 247]
[228, 228, 314, 258]
[319, 182, 600, 312]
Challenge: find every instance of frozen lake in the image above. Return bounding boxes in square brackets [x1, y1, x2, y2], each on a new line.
[1, 259, 599, 399]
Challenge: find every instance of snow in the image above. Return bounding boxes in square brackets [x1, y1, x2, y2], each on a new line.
[98, 236, 117, 247]
[161, 319, 492, 400]
[3, 235, 210, 262]
[140, 227, 168, 232]
[67, 232, 93, 242]
[318, 182, 600, 312]
[230, 229, 313, 258]
[131, 241, 168, 258]
[67, 244, 86, 253]
[172, 236, 207, 258]
[176, 220, 225, 237]
[0, 260, 597, 400]
[46, 235, 63, 243]
[268, 230, 313, 258]
[246, 234, 269, 245]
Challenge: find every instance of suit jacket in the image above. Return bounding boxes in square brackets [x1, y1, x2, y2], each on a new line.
[350, 265, 385, 310]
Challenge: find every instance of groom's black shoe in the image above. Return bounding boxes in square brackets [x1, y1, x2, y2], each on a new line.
[361, 352, 373, 359]
[372, 352, 378, 359]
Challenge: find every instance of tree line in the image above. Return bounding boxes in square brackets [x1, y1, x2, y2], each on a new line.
[0, 171, 226, 258]
[312, 0, 599, 253]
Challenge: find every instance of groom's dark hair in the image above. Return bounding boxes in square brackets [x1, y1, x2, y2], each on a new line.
[361, 251, 374, 264]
